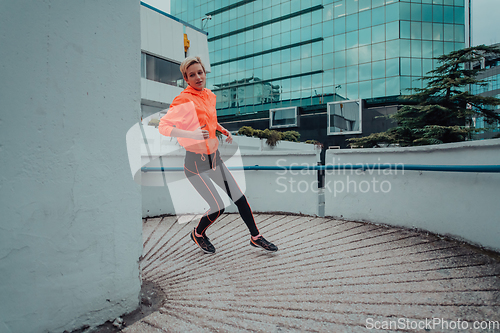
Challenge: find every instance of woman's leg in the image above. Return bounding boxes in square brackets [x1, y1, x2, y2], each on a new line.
[184, 167, 225, 236]
[184, 151, 277, 252]
[208, 160, 260, 237]
[211, 162, 277, 251]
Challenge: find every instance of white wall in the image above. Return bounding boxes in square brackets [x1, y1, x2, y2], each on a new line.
[234, 151, 320, 216]
[140, 5, 210, 70]
[141, 5, 184, 62]
[139, 134, 320, 217]
[324, 139, 500, 252]
[0, 2, 142, 333]
[185, 26, 211, 73]
[141, 78, 184, 106]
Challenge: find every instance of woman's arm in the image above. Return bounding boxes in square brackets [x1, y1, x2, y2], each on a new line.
[216, 123, 230, 137]
[170, 126, 209, 140]
[159, 100, 209, 140]
[216, 123, 233, 143]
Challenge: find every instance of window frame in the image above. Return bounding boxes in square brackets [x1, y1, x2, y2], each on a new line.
[327, 99, 363, 135]
[269, 106, 299, 129]
[141, 51, 185, 88]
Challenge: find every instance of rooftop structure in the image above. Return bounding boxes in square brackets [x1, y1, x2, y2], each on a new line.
[124, 212, 500, 332]
[130, 133, 500, 331]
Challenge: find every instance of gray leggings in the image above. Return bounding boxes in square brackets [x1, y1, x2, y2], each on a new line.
[184, 150, 259, 237]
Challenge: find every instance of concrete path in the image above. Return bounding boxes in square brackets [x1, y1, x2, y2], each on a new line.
[124, 214, 500, 333]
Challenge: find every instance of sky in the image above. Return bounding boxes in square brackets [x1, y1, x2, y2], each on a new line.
[142, 0, 500, 46]
[471, 0, 500, 46]
[143, 0, 170, 14]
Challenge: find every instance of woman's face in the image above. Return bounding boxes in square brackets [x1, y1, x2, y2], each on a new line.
[185, 63, 206, 91]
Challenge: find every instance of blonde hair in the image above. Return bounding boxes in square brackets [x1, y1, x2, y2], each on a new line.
[180, 56, 206, 80]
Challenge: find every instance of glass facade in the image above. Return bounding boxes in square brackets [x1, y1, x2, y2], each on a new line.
[471, 67, 500, 135]
[171, 0, 467, 118]
[471, 74, 500, 95]
[469, 47, 500, 136]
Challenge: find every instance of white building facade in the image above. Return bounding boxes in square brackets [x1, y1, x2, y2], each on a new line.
[140, 2, 211, 118]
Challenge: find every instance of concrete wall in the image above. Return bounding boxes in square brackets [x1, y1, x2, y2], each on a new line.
[185, 26, 211, 73]
[324, 139, 500, 252]
[141, 78, 184, 106]
[0, 2, 142, 333]
[138, 132, 321, 217]
[140, 5, 184, 62]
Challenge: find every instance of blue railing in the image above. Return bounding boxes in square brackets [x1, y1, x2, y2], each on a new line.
[141, 164, 500, 173]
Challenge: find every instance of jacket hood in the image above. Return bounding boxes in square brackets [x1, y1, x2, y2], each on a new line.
[184, 85, 211, 96]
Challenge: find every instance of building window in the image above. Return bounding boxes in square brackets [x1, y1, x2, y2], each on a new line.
[327, 100, 362, 135]
[141, 52, 186, 88]
[270, 107, 299, 129]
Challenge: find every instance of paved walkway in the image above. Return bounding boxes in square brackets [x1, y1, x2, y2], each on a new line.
[124, 214, 500, 333]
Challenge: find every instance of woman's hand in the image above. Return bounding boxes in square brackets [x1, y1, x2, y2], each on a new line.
[217, 124, 233, 143]
[190, 125, 210, 140]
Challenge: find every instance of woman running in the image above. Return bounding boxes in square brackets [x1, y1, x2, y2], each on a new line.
[158, 56, 278, 254]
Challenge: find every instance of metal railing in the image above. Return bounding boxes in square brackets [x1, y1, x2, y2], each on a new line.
[142, 164, 500, 173]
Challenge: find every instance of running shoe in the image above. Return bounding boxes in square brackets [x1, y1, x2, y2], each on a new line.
[190, 228, 216, 254]
[250, 236, 278, 252]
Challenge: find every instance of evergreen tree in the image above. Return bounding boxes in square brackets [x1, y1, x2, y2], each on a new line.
[348, 45, 500, 148]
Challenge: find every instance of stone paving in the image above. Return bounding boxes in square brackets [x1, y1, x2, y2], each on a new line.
[123, 214, 500, 333]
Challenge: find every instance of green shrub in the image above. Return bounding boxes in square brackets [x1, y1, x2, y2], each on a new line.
[253, 129, 267, 139]
[305, 139, 324, 149]
[266, 130, 282, 147]
[238, 126, 255, 137]
[237, 126, 312, 147]
[282, 130, 300, 142]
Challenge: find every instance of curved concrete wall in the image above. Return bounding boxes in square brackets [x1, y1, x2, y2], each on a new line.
[324, 139, 500, 252]
[140, 134, 321, 217]
[0, 2, 142, 332]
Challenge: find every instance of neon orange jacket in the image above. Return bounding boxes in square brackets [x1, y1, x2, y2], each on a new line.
[158, 86, 228, 154]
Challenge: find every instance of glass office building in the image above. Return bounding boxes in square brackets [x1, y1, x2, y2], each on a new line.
[470, 43, 500, 139]
[171, 0, 470, 148]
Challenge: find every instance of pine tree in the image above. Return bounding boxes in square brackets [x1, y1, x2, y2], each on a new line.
[348, 45, 500, 148]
